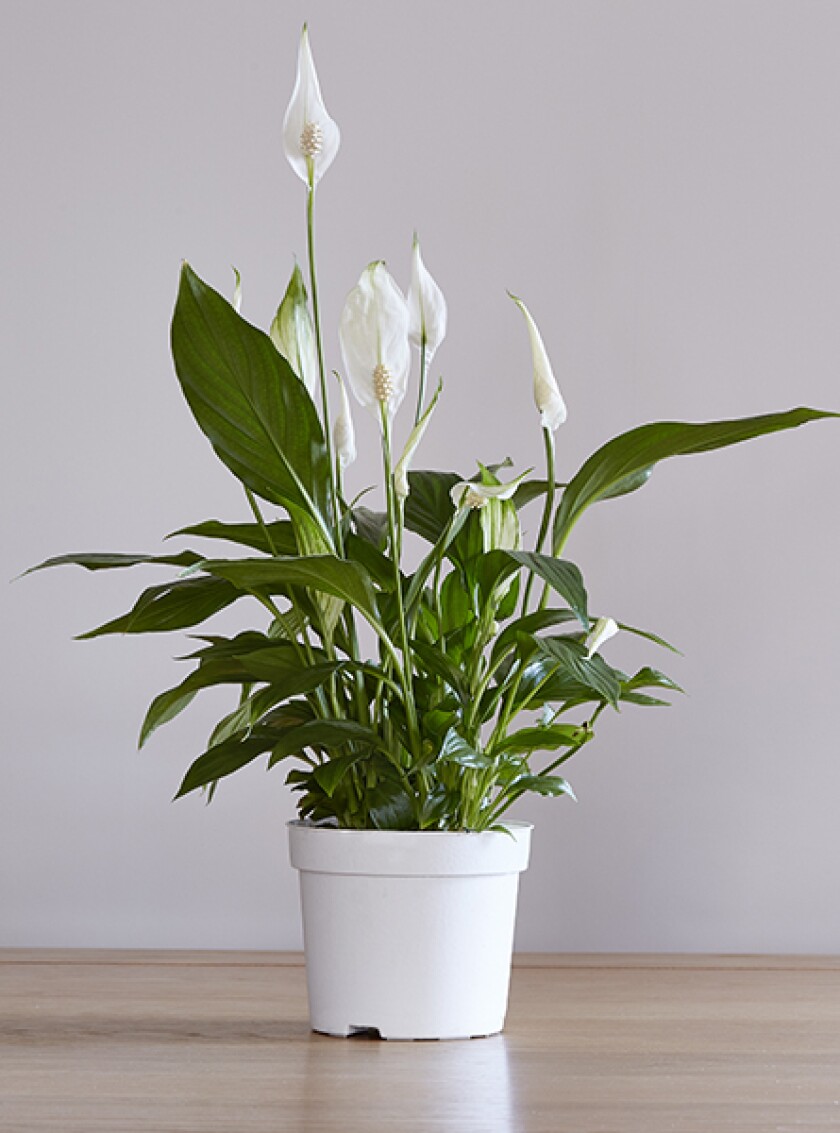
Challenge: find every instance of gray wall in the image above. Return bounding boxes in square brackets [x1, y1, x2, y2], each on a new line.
[2, 0, 838, 952]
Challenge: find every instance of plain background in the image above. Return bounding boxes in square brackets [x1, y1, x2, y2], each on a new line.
[1, 0, 838, 952]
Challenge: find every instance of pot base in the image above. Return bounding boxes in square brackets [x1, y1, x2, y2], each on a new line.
[314, 1025, 499, 1042]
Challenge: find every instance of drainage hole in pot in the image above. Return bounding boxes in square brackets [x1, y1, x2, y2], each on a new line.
[348, 1025, 382, 1040]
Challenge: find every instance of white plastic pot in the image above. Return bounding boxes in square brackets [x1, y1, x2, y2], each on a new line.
[288, 820, 532, 1041]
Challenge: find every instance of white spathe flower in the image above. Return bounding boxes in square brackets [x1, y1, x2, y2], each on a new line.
[282, 25, 340, 188]
[510, 293, 567, 432]
[585, 616, 619, 659]
[450, 470, 530, 510]
[339, 261, 411, 424]
[231, 267, 242, 314]
[333, 372, 356, 469]
[394, 380, 442, 498]
[407, 235, 447, 362]
[270, 263, 319, 401]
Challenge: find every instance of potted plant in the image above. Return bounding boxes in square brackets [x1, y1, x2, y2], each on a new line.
[28, 27, 837, 1040]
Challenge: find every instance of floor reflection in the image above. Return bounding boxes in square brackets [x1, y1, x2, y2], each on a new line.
[301, 1030, 514, 1132]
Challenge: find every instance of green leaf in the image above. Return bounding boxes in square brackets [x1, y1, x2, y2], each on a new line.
[404, 470, 460, 544]
[411, 640, 469, 700]
[535, 636, 621, 707]
[171, 263, 332, 536]
[78, 576, 239, 638]
[267, 719, 385, 769]
[439, 728, 493, 769]
[495, 723, 589, 755]
[167, 519, 297, 556]
[345, 534, 396, 592]
[312, 750, 371, 797]
[139, 657, 250, 748]
[175, 730, 275, 798]
[492, 608, 579, 663]
[475, 550, 520, 603]
[621, 692, 671, 707]
[598, 467, 653, 500]
[617, 621, 681, 654]
[352, 507, 388, 550]
[623, 666, 685, 694]
[504, 552, 590, 629]
[200, 556, 380, 624]
[404, 507, 470, 616]
[439, 570, 473, 636]
[180, 633, 341, 694]
[512, 479, 568, 510]
[553, 408, 839, 552]
[506, 773, 576, 799]
[208, 685, 295, 748]
[180, 631, 291, 661]
[23, 550, 202, 575]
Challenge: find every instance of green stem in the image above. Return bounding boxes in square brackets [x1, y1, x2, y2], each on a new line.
[244, 487, 277, 556]
[521, 426, 555, 615]
[380, 406, 421, 756]
[306, 179, 339, 544]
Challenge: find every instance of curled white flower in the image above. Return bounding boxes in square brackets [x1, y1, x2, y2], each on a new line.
[231, 267, 242, 314]
[339, 261, 410, 425]
[282, 25, 340, 188]
[510, 293, 567, 432]
[450, 470, 530, 510]
[408, 235, 447, 362]
[270, 263, 319, 401]
[394, 380, 442, 498]
[332, 372, 356, 470]
[585, 616, 619, 659]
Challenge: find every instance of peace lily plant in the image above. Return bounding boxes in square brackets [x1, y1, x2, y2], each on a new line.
[31, 27, 837, 834]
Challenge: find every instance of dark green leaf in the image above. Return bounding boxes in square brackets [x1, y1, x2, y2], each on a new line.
[171, 263, 332, 534]
[439, 728, 493, 768]
[621, 692, 671, 706]
[180, 631, 291, 661]
[404, 470, 460, 544]
[176, 730, 276, 797]
[617, 621, 681, 654]
[623, 666, 685, 694]
[267, 719, 385, 768]
[411, 640, 469, 700]
[78, 577, 239, 638]
[140, 656, 250, 748]
[345, 534, 396, 591]
[598, 467, 653, 500]
[492, 608, 579, 663]
[208, 685, 297, 748]
[312, 750, 372, 797]
[535, 636, 621, 706]
[512, 479, 568, 509]
[475, 550, 521, 603]
[553, 408, 839, 551]
[404, 507, 470, 616]
[495, 723, 589, 755]
[200, 556, 379, 624]
[504, 552, 589, 629]
[439, 570, 473, 635]
[352, 507, 388, 550]
[24, 550, 202, 575]
[506, 773, 576, 799]
[167, 519, 297, 556]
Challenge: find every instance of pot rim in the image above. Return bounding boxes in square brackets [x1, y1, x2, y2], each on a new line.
[287, 819, 533, 836]
[288, 819, 533, 877]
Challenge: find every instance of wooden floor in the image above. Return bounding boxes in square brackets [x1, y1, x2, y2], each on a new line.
[1, 951, 839, 1132]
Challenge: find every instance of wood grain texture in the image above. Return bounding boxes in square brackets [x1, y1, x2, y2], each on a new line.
[1, 951, 839, 1132]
